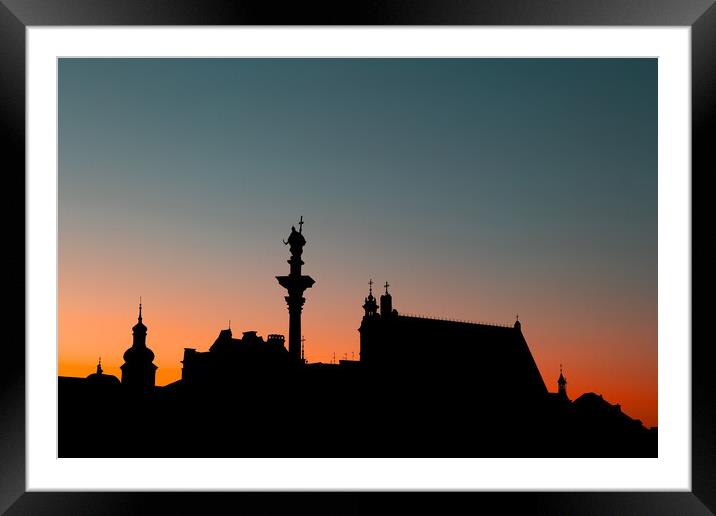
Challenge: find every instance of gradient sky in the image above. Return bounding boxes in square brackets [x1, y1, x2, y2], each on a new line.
[58, 58, 657, 427]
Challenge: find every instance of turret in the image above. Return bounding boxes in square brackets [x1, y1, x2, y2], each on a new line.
[557, 364, 568, 400]
[363, 279, 379, 318]
[380, 281, 392, 317]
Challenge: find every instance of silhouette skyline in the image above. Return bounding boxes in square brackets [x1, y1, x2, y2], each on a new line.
[59, 219, 656, 458]
[58, 58, 657, 428]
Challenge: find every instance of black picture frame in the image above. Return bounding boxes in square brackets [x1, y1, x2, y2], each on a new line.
[2, 1, 713, 514]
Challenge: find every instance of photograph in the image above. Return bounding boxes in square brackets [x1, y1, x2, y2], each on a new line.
[57, 57, 658, 458]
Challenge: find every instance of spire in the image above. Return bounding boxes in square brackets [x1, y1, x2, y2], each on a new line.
[384, 281, 390, 295]
[131, 298, 148, 338]
[558, 363, 568, 399]
[363, 278, 379, 317]
[96, 357, 103, 375]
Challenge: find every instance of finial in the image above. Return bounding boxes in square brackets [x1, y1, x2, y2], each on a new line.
[384, 281, 390, 294]
[228, 319, 231, 330]
[369, 278, 373, 295]
[560, 363, 563, 373]
[96, 356, 102, 375]
[516, 313, 519, 321]
[138, 296, 143, 321]
[298, 216, 304, 234]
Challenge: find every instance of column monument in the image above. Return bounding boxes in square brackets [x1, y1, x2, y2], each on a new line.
[276, 217, 315, 362]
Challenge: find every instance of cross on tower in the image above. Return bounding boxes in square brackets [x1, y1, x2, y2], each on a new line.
[298, 216, 304, 233]
[368, 278, 373, 294]
[384, 281, 390, 294]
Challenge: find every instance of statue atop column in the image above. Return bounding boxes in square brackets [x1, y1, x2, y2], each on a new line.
[277, 216, 315, 363]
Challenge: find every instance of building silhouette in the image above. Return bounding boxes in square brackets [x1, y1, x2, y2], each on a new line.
[57, 218, 657, 458]
[181, 329, 292, 388]
[359, 282, 546, 403]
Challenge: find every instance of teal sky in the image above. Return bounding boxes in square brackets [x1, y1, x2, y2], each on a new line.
[59, 58, 657, 426]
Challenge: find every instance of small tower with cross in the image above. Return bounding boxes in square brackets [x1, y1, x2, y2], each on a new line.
[557, 364, 568, 400]
[362, 279, 379, 318]
[380, 281, 393, 318]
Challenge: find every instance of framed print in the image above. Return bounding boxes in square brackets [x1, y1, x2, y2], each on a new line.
[2, 0, 714, 514]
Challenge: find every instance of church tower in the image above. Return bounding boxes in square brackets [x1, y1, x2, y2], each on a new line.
[120, 300, 157, 394]
[380, 281, 393, 318]
[557, 364, 568, 400]
[363, 279, 379, 318]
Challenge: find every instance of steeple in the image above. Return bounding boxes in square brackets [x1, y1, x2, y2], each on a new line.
[132, 297, 147, 346]
[363, 279, 379, 318]
[380, 281, 393, 317]
[514, 314, 521, 331]
[121, 298, 157, 394]
[557, 364, 568, 400]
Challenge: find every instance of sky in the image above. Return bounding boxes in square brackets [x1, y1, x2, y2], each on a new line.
[58, 58, 657, 427]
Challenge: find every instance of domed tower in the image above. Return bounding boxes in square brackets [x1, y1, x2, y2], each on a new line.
[363, 279, 379, 318]
[87, 357, 120, 387]
[120, 299, 157, 394]
[557, 364, 568, 400]
[380, 281, 393, 318]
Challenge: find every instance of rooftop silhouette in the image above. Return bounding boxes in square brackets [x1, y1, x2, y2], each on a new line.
[58, 219, 656, 458]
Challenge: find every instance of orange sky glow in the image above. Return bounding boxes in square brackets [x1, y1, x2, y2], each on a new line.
[58, 235, 657, 429]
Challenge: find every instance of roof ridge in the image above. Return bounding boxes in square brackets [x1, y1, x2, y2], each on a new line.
[399, 313, 513, 328]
